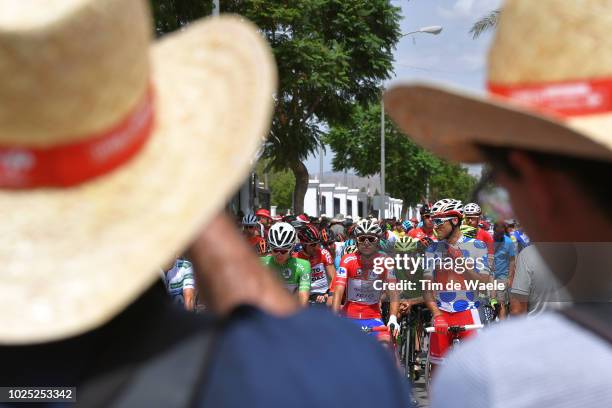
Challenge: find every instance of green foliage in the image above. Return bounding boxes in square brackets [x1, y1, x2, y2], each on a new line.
[470, 9, 500, 39]
[221, 0, 402, 171]
[255, 160, 295, 211]
[150, 1, 401, 211]
[149, 0, 212, 37]
[326, 103, 477, 205]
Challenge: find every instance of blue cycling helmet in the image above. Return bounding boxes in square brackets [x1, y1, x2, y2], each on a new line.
[402, 220, 413, 232]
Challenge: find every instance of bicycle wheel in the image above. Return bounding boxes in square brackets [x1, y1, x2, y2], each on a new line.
[406, 321, 416, 381]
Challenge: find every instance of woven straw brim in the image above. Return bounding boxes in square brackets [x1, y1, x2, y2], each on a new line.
[0, 16, 276, 344]
[384, 83, 612, 163]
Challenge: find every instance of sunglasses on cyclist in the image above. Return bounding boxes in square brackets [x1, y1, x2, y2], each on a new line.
[303, 242, 319, 248]
[356, 235, 378, 244]
[432, 217, 454, 227]
[272, 248, 291, 255]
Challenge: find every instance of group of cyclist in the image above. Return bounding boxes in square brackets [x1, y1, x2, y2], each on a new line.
[237, 199, 530, 383]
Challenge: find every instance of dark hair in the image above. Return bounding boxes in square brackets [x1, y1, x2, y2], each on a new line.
[479, 145, 612, 220]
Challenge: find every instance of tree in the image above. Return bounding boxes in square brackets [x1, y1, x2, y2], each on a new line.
[470, 9, 500, 39]
[149, 0, 212, 37]
[151, 1, 401, 213]
[255, 160, 295, 212]
[268, 170, 296, 212]
[222, 0, 401, 213]
[326, 102, 476, 206]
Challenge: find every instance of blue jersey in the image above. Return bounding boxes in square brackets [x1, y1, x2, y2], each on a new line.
[423, 235, 490, 313]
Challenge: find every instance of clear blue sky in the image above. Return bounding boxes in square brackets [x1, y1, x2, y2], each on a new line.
[305, 0, 502, 177]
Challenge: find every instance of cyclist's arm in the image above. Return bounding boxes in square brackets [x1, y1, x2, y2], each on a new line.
[385, 268, 399, 319]
[323, 249, 336, 287]
[424, 290, 442, 318]
[183, 288, 195, 312]
[325, 264, 336, 288]
[332, 263, 348, 313]
[508, 256, 516, 287]
[297, 263, 311, 307]
[423, 249, 442, 317]
[297, 290, 309, 307]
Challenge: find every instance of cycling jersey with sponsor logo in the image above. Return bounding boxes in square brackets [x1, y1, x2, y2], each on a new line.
[261, 256, 311, 293]
[296, 247, 334, 294]
[476, 227, 494, 255]
[408, 227, 436, 241]
[424, 235, 490, 313]
[335, 252, 397, 319]
[163, 259, 195, 305]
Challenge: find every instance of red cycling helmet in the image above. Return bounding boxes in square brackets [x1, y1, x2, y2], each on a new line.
[255, 208, 271, 219]
[297, 224, 320, 243]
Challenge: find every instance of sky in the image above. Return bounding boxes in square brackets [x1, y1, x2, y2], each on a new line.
[305, 0, 503, 178]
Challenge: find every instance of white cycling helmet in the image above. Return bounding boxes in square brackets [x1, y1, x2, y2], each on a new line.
[268, 222, 297, 249]
[242, 213, 258, 226]
[463, 203, 482, 216]
[431, 198, 464, 218]
[354, 219, 382, 237]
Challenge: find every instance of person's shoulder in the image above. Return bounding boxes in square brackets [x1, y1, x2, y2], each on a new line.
[290, 257, 311, 270]
[294, 251, 308, 260]
[260, 255, 273, 265]
[340, 252, 358, 265]
[208, 306, 411, 407]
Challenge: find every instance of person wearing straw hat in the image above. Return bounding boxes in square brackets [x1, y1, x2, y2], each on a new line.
[384, 0, 612, 406]
[0, 1, 413, 406]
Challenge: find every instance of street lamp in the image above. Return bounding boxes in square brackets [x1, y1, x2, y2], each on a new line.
[401, 25, 443, 37]
[379, 24, 442, 219]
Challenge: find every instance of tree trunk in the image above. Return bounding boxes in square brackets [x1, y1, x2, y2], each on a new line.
[290, 160, 309, 215]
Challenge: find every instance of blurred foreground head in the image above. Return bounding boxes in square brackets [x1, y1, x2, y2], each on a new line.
[385, 0, 612, 299]
[0, 0, 276, 343]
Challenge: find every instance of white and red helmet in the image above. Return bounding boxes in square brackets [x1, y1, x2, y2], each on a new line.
[463, 203, 482, 216]
[431, 198, 464, 219]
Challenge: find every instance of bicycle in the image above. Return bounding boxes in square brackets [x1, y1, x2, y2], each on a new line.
[423, 323, 483, 388]
[397, 304, 430, 382]
[361, 324, 399, 363]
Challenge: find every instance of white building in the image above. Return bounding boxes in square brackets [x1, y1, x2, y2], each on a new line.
[305, 180, 403, 220]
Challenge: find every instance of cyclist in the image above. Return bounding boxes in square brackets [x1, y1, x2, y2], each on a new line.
[162, 258, 196, 311]
[296, 225, 336, 306]
[256, 238, 269, 257]
[255, 208, 273, 238]
[492, 220, 516, 319]
[261, 222, 311, 307]
[424, 199, 490, 377]
[409, 204, 436, 242]
[332, 219, 400, 343]
[505, 219, 531, 254]
[464, 203, 495, 272]
[242, 213, 265, 250]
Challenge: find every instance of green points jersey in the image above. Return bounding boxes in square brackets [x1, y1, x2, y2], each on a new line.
[261, 256, 311, 293]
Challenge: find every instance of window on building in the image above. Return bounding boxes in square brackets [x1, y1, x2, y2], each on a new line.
[334, 198, 340, 215]
[346, 199, 353, 216]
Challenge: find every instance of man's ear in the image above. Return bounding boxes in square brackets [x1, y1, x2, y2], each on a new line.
[507, 151, 557, 217]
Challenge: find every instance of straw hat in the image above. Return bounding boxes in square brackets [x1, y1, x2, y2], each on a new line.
[0, 0, 276, 344]
[384, 0, 612, 163]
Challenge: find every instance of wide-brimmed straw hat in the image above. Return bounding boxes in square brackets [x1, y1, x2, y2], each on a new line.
[384, 0, 612, 163]
[0, 0, 276, 344]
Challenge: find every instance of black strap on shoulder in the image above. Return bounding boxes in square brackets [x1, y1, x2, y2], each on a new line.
[77, 324, 217, 408]
[560, 305, 612, 346]
[111, 327, 216, 408]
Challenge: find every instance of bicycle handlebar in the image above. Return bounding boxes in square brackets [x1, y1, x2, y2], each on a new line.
[425, 324, 483, 333]
[361, 323, 397, 334]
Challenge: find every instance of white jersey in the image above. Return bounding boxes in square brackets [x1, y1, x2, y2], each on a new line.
[163, 259, 195, 305]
